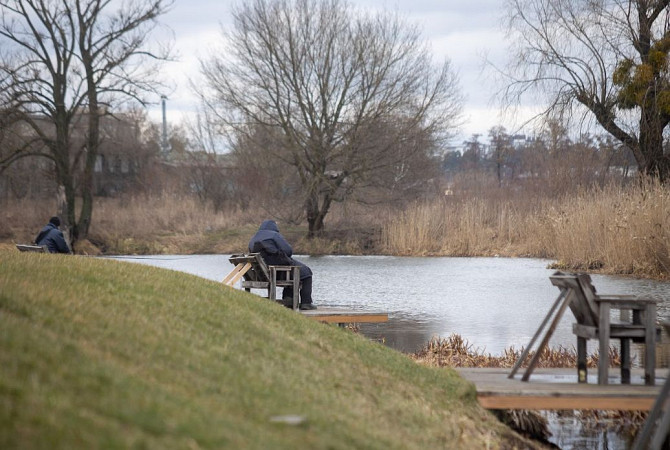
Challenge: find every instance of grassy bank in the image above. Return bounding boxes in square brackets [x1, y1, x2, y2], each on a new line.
[0, 250, 538, 449]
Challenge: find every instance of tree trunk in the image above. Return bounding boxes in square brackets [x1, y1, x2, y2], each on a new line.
[305, 188, 333, 238]
[638, 107, 669, 181]
[78, 110, 100, 241]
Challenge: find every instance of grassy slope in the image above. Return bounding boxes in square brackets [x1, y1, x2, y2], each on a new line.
[0, 251, 533, 449]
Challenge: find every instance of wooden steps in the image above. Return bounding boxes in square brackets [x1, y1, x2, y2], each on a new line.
[457, 367, 668, 410]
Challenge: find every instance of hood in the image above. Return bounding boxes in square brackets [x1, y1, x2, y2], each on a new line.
[258, 220, 279, 232]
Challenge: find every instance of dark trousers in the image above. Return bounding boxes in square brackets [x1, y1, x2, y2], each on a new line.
[283, 276, 313, 304]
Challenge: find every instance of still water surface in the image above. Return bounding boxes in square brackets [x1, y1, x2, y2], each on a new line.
[110, 254, 670, 355]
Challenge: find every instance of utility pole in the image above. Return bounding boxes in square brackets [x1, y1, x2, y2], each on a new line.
[161, 95, 171, 159]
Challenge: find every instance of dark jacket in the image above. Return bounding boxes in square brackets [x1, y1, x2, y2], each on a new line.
[35, 223, 70, 254]
[248, 220, 311, 279]
[248, 220, 293, 258]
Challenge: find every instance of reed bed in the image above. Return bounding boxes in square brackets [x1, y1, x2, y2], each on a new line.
[550, 179, 670, 277]
[91, 194, 262, 237]
[3, 179, 669, 277]
[381, 197, 552, 257]
[382, 180, 670, 278]
[411, 333, 614, 369]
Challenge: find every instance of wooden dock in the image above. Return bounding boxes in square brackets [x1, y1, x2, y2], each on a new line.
[299, 307, 388, 324]
[457, 367, 668, 410]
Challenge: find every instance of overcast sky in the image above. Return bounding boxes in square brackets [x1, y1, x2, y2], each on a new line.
[150, 0, 534, 145]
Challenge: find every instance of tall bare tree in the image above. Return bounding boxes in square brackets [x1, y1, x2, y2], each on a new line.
[504, 0, 670, 181]
[0, 0, 172, 245]
[198, 0, 462, 236]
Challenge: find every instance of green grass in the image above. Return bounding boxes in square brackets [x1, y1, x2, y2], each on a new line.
[0, 251, 530, 449]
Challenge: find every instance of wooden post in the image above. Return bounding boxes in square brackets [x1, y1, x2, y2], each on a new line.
[577, 337, 587, 383]
[269, 266, 277, 301]
[621, 338, 631, 384]
[292, 266, 300, 311]
[598, 301, 610, 385]
[645, 303, 656, 386]
[632, 372, 670, 449]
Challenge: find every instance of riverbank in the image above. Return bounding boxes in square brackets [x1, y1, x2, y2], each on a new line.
[0, 250, 542, 449]
[2, 179, 668, 279]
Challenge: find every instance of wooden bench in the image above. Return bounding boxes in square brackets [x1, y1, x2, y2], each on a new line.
[16, 244, 47, 253]
[509, 271, 660, 386]
[223, 253, 301, 310]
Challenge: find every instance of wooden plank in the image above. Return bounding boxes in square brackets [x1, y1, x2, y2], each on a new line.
[458, 368, 666, 411]
[300, 307, 388, 324]
[16, 244, 46, 253]
[478, 395, 655, 411]
[241, 280, 270, 289]
[226, 262, 252, 287]
[307, 314, 388, 324]
[222, 262, 252, 286]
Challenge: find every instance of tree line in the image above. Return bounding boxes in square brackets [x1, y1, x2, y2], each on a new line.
[1, 0, 669, 248]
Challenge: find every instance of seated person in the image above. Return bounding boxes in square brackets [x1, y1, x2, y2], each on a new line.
[35, 216, 71, 254]
[248, 220, 316, 310]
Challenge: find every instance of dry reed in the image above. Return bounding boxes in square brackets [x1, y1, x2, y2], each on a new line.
[382, 180, 670, 278]
[411, 333, 613, 369]
[4, 179, 669, 276]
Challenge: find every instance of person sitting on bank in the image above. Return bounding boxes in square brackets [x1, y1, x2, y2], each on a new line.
[248, 219, 316, 310]
[35, 216, 71, 254]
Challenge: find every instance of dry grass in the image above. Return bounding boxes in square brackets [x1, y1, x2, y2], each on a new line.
[411, 333, 617, 369]
[549, 179, 670, 277]
[2, 194, 267, 254]
[91, 194, 270, 238]
[4, 180, 669, 278]
[1, 197, 56, 243]
[380, 197, 551, 257]
[382, 180, 670, 278]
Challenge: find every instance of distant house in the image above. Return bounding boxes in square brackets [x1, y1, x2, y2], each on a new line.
[0, 113, 159, 199]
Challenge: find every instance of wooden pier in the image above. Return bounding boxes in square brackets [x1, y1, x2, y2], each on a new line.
[299, 307, 388, 325]
[457, 367, 668, 410]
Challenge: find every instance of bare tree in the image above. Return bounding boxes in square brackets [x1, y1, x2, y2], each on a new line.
[488, 126, 515, 186]
[504, 0, 670, 181]
[198, 0, 462, 236]
[0, 0, 172, 245]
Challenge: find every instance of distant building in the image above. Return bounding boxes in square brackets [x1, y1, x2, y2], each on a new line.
[0, 113, 159, 200]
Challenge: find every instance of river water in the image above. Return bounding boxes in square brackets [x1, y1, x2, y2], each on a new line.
[109, 254, 670, 354]
[108, 254, 670, 449]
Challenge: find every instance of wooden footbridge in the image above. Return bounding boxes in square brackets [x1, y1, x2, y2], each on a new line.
[457, 367, 667, 410]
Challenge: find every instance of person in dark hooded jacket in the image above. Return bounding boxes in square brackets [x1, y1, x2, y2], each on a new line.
[35, 216, 71, 254]
[248, 220, 316, 310]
